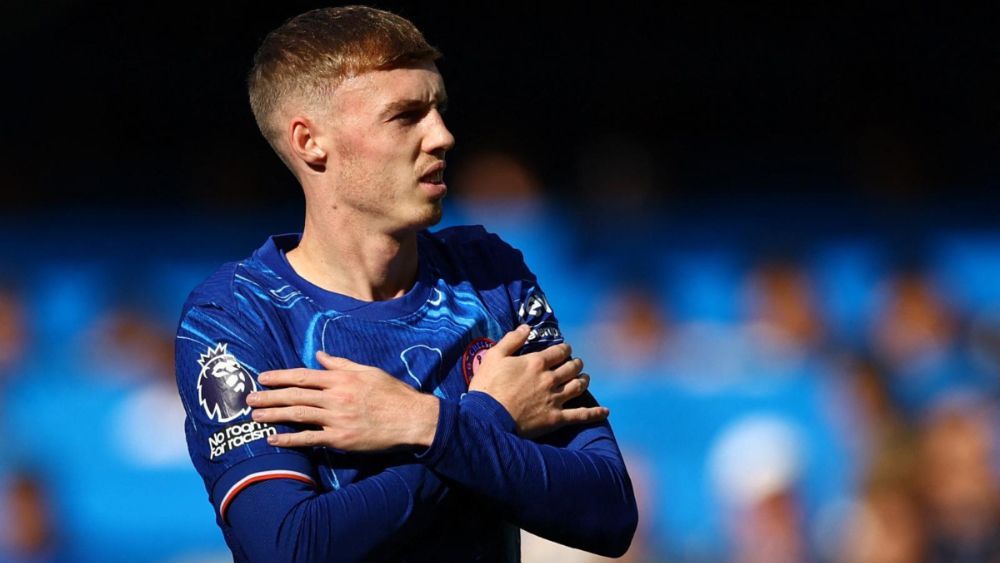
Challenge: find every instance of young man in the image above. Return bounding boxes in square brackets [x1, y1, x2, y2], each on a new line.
[174, 6, 637, 562]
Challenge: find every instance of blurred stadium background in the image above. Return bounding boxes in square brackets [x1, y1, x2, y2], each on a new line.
[3, 2, 1000, 562]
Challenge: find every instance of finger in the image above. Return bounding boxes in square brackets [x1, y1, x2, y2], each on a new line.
[554, 373, 590, 401]
[267, 429, 327, 448]
[246, 387, 325, 408]
[258, 368, 329, 389]
[316, 351, 367, 371]
[538, 342, 572, 368]
[252, 405, 328, 425]
[490, 324, 531, 356]
[558, 405, 609, 426]
[551, 358, 584, 385]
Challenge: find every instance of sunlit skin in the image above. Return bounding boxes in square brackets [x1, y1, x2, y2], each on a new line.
[284, 61, 454, 303]
[244, 61, 608, 451]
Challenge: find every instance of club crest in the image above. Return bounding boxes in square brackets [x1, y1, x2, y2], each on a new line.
[197, 343, 257, 423]
[462, 337, 494, 385]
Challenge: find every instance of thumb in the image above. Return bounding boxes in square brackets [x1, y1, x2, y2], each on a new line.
[316, 350, 363, 371]
[491, 324, 531, 357]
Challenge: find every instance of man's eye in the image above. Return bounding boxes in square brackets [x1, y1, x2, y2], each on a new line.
[394, 110, 424, 123]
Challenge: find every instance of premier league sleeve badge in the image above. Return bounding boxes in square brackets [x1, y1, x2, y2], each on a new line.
[197, 342, 259, 423]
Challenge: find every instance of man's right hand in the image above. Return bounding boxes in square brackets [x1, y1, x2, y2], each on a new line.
[468, 325, 609, 438]
[247, 354, 439, 451]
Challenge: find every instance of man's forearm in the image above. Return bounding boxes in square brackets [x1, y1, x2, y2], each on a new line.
[227, 464, 447, 563]
[414, 392, 638, 558]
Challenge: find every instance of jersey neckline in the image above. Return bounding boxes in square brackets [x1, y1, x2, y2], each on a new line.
[255, 232, 436, 321]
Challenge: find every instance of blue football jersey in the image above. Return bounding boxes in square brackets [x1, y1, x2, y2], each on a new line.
[175, 226, 574, 560]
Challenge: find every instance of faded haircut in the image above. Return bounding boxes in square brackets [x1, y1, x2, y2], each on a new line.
[248, 6, 441, 162]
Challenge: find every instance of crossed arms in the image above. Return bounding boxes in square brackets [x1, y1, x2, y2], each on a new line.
[225, 326, 638, 561]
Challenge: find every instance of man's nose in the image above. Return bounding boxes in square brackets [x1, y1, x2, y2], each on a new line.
[423, 109, 455, 154]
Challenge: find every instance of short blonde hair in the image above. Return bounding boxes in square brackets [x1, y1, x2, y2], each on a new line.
[248, 6, 441, 158]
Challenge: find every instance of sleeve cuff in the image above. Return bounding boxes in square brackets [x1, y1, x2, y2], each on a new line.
[414, 392, 517, 468]
[414, 397, 458, 467]
[461, 391, 517, 433]
[211, 452, 317, 522]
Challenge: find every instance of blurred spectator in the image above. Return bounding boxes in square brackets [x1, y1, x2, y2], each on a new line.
[582, 284, 670, 378]
[869, 269, 982, 415]
[0, 283, 28, 381]
[4, 303, 225, 561]
[452, 149, 543, 206]
[709, 415, 809, 563]
[833, 356, 924, 563]
[78, 307, 176, 384]
[0, 471, 58, 562]
[742, 260, 824, 355]
[661, 258, 826, 386]
[871, 270, 956, 371]
[837, 356, 914, 478]
[448, 149, 546, 239]
[917, 402, 1000, 562]
[72, 304, 189, 468]
[836, 481, 925, 563]
[0, 284, 29, 473]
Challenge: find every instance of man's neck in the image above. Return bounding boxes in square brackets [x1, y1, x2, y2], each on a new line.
[285, 208, 420, 302]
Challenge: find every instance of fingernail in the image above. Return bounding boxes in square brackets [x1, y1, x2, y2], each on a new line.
[251, 410, 261, 420]
[316, 350, 329, 358]
[246, 392, 258, 405]
[519, 324, 530, 333]
[258, 373, 271, 384]
[267, 435, 278, 445]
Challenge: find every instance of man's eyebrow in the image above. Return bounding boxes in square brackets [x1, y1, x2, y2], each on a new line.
[381, 94, 449, 119]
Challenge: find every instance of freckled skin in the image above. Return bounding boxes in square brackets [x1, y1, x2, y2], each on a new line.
[319, 62, 453, 235]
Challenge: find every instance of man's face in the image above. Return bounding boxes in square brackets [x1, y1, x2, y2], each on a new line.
[320, 60, 454, 234]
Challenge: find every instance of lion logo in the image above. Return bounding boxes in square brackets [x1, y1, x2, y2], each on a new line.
[197, 343, 257, 423]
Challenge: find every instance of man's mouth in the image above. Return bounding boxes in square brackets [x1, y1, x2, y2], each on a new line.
[419, 162, 446, 184]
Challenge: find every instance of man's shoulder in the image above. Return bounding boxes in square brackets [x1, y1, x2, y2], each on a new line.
[179, 248, 282, 324]
[421, 225, 537, 316]
[182, 261, 242, 313]
[424, 224, 525, 268]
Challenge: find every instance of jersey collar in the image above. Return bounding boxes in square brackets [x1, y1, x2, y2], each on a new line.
[255, 233, 436, 320]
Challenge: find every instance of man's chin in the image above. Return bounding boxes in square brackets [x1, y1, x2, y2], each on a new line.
[396, 203, 444, 234]
[421, 204, 444, 229]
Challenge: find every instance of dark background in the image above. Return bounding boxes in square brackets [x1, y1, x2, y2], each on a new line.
[5, 1, 998, 212]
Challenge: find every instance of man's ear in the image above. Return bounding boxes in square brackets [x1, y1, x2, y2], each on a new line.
[287, 116, 327, 172]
